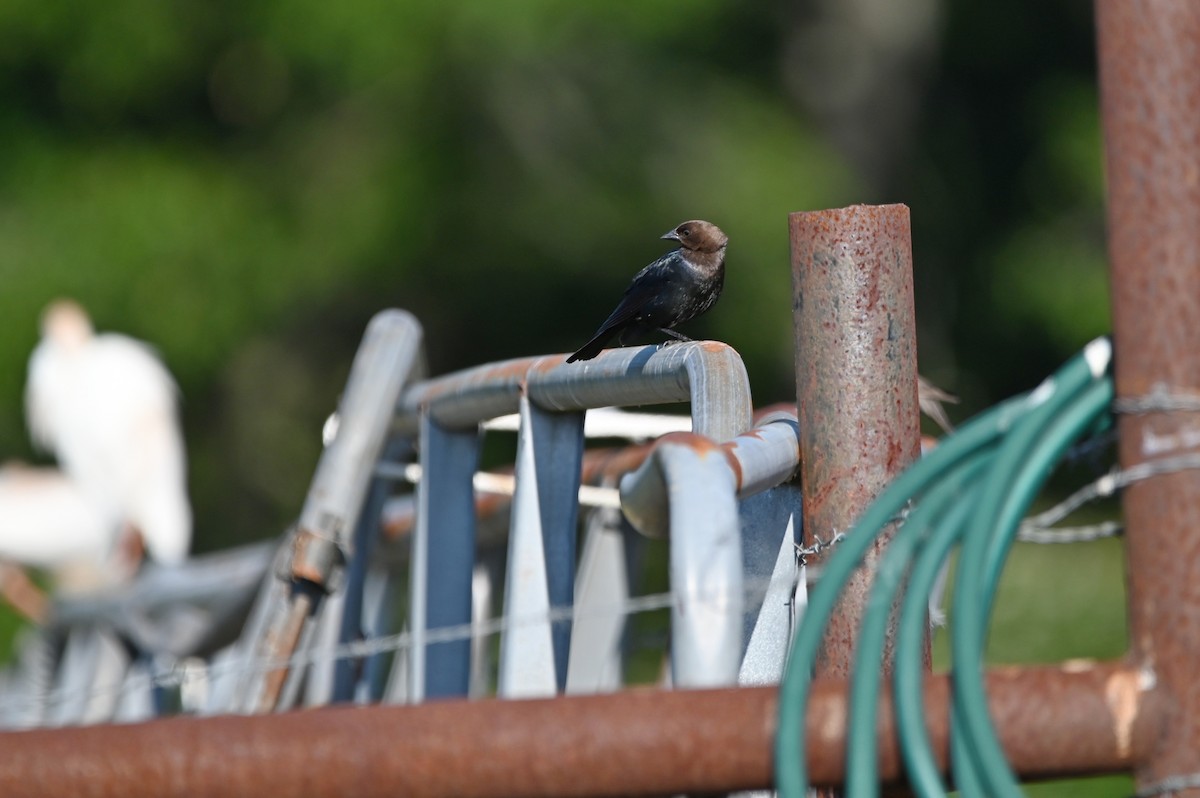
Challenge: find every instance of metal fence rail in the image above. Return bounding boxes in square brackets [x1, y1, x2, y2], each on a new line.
[0, 309, 808, 728]
[3, 3, 1198, 794]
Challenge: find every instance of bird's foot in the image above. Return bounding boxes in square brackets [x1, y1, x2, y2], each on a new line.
[658, 328, 694, 343]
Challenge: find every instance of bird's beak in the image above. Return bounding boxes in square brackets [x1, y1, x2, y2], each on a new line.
[661, 229, 680, 241]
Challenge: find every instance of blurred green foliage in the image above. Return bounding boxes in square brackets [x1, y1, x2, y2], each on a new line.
[0, 2, 1128, 789]
[0, 0, 1109, 552]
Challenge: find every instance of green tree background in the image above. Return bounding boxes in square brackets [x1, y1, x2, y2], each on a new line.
[0, 2, 1123, 792]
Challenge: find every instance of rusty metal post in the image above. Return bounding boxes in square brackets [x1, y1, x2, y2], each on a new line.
[1097, 2, 1200, 794]
[789, 204, 922, 677]
[0, 663, 1163, 797]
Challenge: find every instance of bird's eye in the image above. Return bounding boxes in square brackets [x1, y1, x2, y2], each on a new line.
[677, 226, 690, 237]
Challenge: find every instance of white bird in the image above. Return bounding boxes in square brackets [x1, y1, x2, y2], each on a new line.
[24, 300, 191, 566]
[0, 465, 115, 571]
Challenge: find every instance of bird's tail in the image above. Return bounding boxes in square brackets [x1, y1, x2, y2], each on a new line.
[566, 328, 616, 363]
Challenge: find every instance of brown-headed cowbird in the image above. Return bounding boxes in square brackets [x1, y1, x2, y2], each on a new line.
[566, 220, 727, 363]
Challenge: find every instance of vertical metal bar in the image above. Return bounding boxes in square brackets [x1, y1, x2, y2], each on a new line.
[737, 486, 802, 685]
[565, 501, 632, 694]
[215, 541, 291, 715]
[246, 311, 423, 712]
[497, 395, 585, 697]
[409, 414, 481, 701]
[295, 311, 424, 564]
[656, 443, 743, 687]
[254, 589, 315, 713]
[532, 401, 585, 685]
[1097, 1, 1200, 792]
[47, 627, 131, 726]
[468, 563, 494, 698]
[113, 659, 154, 723]
[302, 584, 345, 707]
[789, 204, 921, 678]
[331, 438, 410, 702]
[358, 565, 395, 702]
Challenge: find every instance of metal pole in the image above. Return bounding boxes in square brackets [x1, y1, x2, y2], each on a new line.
[789, 204, 922, 677]
[1097, 1, 1200, 793]
[0, 662, 1161, 797]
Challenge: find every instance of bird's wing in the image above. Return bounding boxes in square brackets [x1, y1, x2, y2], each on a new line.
[589, 253, 678, 337]
[89, 335, 191, 564]
[917, 376, 959, 434]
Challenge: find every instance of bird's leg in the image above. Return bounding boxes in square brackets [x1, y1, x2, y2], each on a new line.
[658, 328, 694, 347]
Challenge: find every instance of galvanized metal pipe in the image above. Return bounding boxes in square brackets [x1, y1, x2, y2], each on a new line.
[789, 204, 922, 678]
[619, 414, 800, 539]
[0, 661, 1161, 796]
[1097, 0, 1200, 792]
[394, 341, 753, 442]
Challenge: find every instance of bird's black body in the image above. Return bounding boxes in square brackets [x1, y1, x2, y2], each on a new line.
[567, 220, 727, 363]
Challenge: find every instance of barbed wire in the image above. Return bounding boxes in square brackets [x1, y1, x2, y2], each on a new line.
[7, 435, 1200, 722]
[1133, 772, 1200, 798]
[1113, 386, 1200, 415]
[0, 567, 802, 718]
[1016, 520, 1123, 544]
[1017, 450, 1200, 545]
[794, 531, 845, 566]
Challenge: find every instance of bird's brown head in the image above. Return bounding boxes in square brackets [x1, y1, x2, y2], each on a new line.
[662, 220, 728, 253]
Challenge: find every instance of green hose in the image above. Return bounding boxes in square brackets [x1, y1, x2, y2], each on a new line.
[894, 478, 984, 796]
[950, 376, 1113, 794]
[844, 452, 992, 795]
[774, 393, 1032, 796]
[774, 338, 1113, 797]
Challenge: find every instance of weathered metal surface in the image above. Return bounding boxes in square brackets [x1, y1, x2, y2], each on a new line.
[656, 442, 744, 687]
[382, 442, 659, 546]
[0, 662, 1162, 797]
[243, 311, 424, 714]
[409, 414, 481, 701]
[394, 342, 753, 442]
[564, 497, 631, 694]
[618, 417, 800, 539]
[252, 590, 313, 713]
[533, 342, 752, 441]
[1097, 1, 1200, 792]
[789, 204, 921, 678]
[497, 396, 585, 697]
[298, 310, 424, 570]
[49, 541, 275, 659]
[738, 485, 802, 686]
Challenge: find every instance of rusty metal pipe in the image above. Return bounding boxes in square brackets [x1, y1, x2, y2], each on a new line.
[1097, 0, 1200, 793]
[0, 662, 1161, 797]
[789, 204, 922, 678]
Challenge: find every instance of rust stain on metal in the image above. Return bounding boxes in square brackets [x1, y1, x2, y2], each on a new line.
[651, 431, 724, 455]
[254, 592, 314, 713]
[722, 445, 745, 489]
[526, 354, 567, 378]
[753, 403, 798, 423]
[590, 443, 654, 482]
[406, 357, 540, 407]
[789, 204, 921, 679]
[0, 664, 1164, 797]
[289, 528, 339, 586]
[1098, 0, 1200, 791]
[382, 444, 656, 542]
